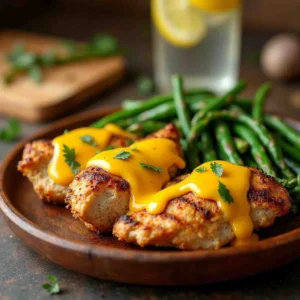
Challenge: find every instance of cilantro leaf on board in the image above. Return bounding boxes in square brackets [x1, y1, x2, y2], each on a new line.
[210, 162, 224, 177]
[42, 275, 60, 295]
[139, 162, 163, 173]
[195, 167, 206, 173]
[114, 150, 131, 160]
[63, 144, 80, 174]
[80, 135, 97, 147]
[218, 181, 234, 204]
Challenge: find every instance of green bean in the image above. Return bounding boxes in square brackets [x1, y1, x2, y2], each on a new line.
[252, 82, 271, 122]
[191, 80, 247, 126]
[277, 175, 300, 189]
[214, 121, 243, 165]
[277, 138, 300, 164]
[234, 137, 249, 154]
[199, 131, 217, 162]
[264, 114, 300, 150]
[172, 75, 199, 169]
[92, 88, 213, 128]
[190, 110, 293, 178]
[285, 158, 300, 175]
[243, 156, 259, 168]
[233, 123, 276, 177]
[126, 121, 166, 134]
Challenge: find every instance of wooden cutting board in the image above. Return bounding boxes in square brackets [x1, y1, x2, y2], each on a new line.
[0, 30, 125, 122]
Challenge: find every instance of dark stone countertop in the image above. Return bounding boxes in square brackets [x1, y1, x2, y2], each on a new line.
[1, 4, 300, 299]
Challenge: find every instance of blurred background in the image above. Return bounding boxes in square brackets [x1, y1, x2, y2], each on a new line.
[0, 0, 299, 155]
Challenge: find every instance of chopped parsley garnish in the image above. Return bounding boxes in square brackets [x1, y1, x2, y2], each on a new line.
[63, 144, 80, 174]
[80, 135, 97, 147]
[137, 76, 154, 95]
[210, 162, 224, 177]
[139, 163, 163, 173]
[114, 150, 131, 160]
[195, 167, 206, 173]
[42, 276, 60, 295]
[104, 145, 114, 151]
[218, 181, 234, 204]
[63, 129, 69, 134]
[95, 150, 101, 155]
[131, 147, 138, 151]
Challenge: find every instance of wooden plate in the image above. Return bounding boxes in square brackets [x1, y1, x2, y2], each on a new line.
[0, 109, 300, 286]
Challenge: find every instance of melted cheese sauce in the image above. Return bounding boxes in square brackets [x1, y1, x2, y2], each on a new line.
[150, 161, 254, 243]
[87, 138, 186, 212]
[48, 124, 136, 186]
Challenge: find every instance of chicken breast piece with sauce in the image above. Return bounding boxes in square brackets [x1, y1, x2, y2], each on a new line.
[65, 124, 183, 233]
[17, 134, 133, 205]
[113, 168, 291, 250]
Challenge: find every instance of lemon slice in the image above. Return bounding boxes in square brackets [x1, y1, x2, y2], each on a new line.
[189, 0, 240, 13]
[152, 0, 206, 48]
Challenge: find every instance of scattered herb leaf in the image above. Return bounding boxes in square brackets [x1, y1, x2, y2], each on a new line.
[139, 162, 163, 173]
[195, 167, 206, 173]
[114, 150, 131, 160]
[137, 76, 154, 95]
[95, 150, 101, 155]
[28, 65, 42, 83]
[131, 147, 138, 151]
[91, 34, 119, 56]
[42, 275, 60, 295]
[63, 144, 80, 174]
[210, 162, 224, 177]
[63, 129, 69, 134]
[218, 181, 234, 204]
[104, 145, 114, 151]
[0, 118, 21, 141]
[80, 135, 97, 147]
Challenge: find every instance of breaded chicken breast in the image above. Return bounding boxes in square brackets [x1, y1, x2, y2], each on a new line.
[18, 134, 133, 204]
[66, 124, 182, 233]
[113, 168, 291, 250]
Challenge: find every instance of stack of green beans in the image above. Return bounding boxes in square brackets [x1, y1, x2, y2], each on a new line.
[91, 75, 300, 211]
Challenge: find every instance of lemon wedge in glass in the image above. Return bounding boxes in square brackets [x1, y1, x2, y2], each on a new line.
[152, 0, 207, 48]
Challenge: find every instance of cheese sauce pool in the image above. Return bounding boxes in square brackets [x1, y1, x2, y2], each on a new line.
[48, 124, 136, 186]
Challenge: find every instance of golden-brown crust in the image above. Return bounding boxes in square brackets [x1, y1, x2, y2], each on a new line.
[66, 124, 183, 233]
[113, 168, 292, 250]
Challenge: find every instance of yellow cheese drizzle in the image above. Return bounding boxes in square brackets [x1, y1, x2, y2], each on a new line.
[87, 138, 186, 212]
[48, 124, 136, 186]
[150, 161, 255, 244]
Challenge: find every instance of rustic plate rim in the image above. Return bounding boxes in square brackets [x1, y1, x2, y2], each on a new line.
[0, 108, 300, 263]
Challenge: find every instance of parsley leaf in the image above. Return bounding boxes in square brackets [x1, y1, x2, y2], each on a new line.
[131, 147, 138, 151]
[42, 275, 60, 295]
[104, 145, 114, 151]
[28, 65, 42, 83]
[210, 162, 224, 177]
[137, 76, 154, 95]
[139, 163, 163, 173]
[195, 167, 206, 173]
[80, 135, 97, 147]
[91, 34, 119, 56]
[63, 129, 69, 134]
[95, 149, 101, 155]
[63, 144, 80, 174]
[0, 118, 21, 141]
[218, 181, 234, 204]
[114, 150, 131, 160]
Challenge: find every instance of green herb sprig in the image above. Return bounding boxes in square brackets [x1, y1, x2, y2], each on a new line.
[139, 162, 163, 173]
[195, 167, 206, 173]
[63, 144, 80, 174]
[218, 181, 234, 204]
[210, 162, 224, 177]
[42, 276, 60, 295]
[114, 150, 131, 160]
[80, 135, 97, 147]
[4, 34, 121, 84]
